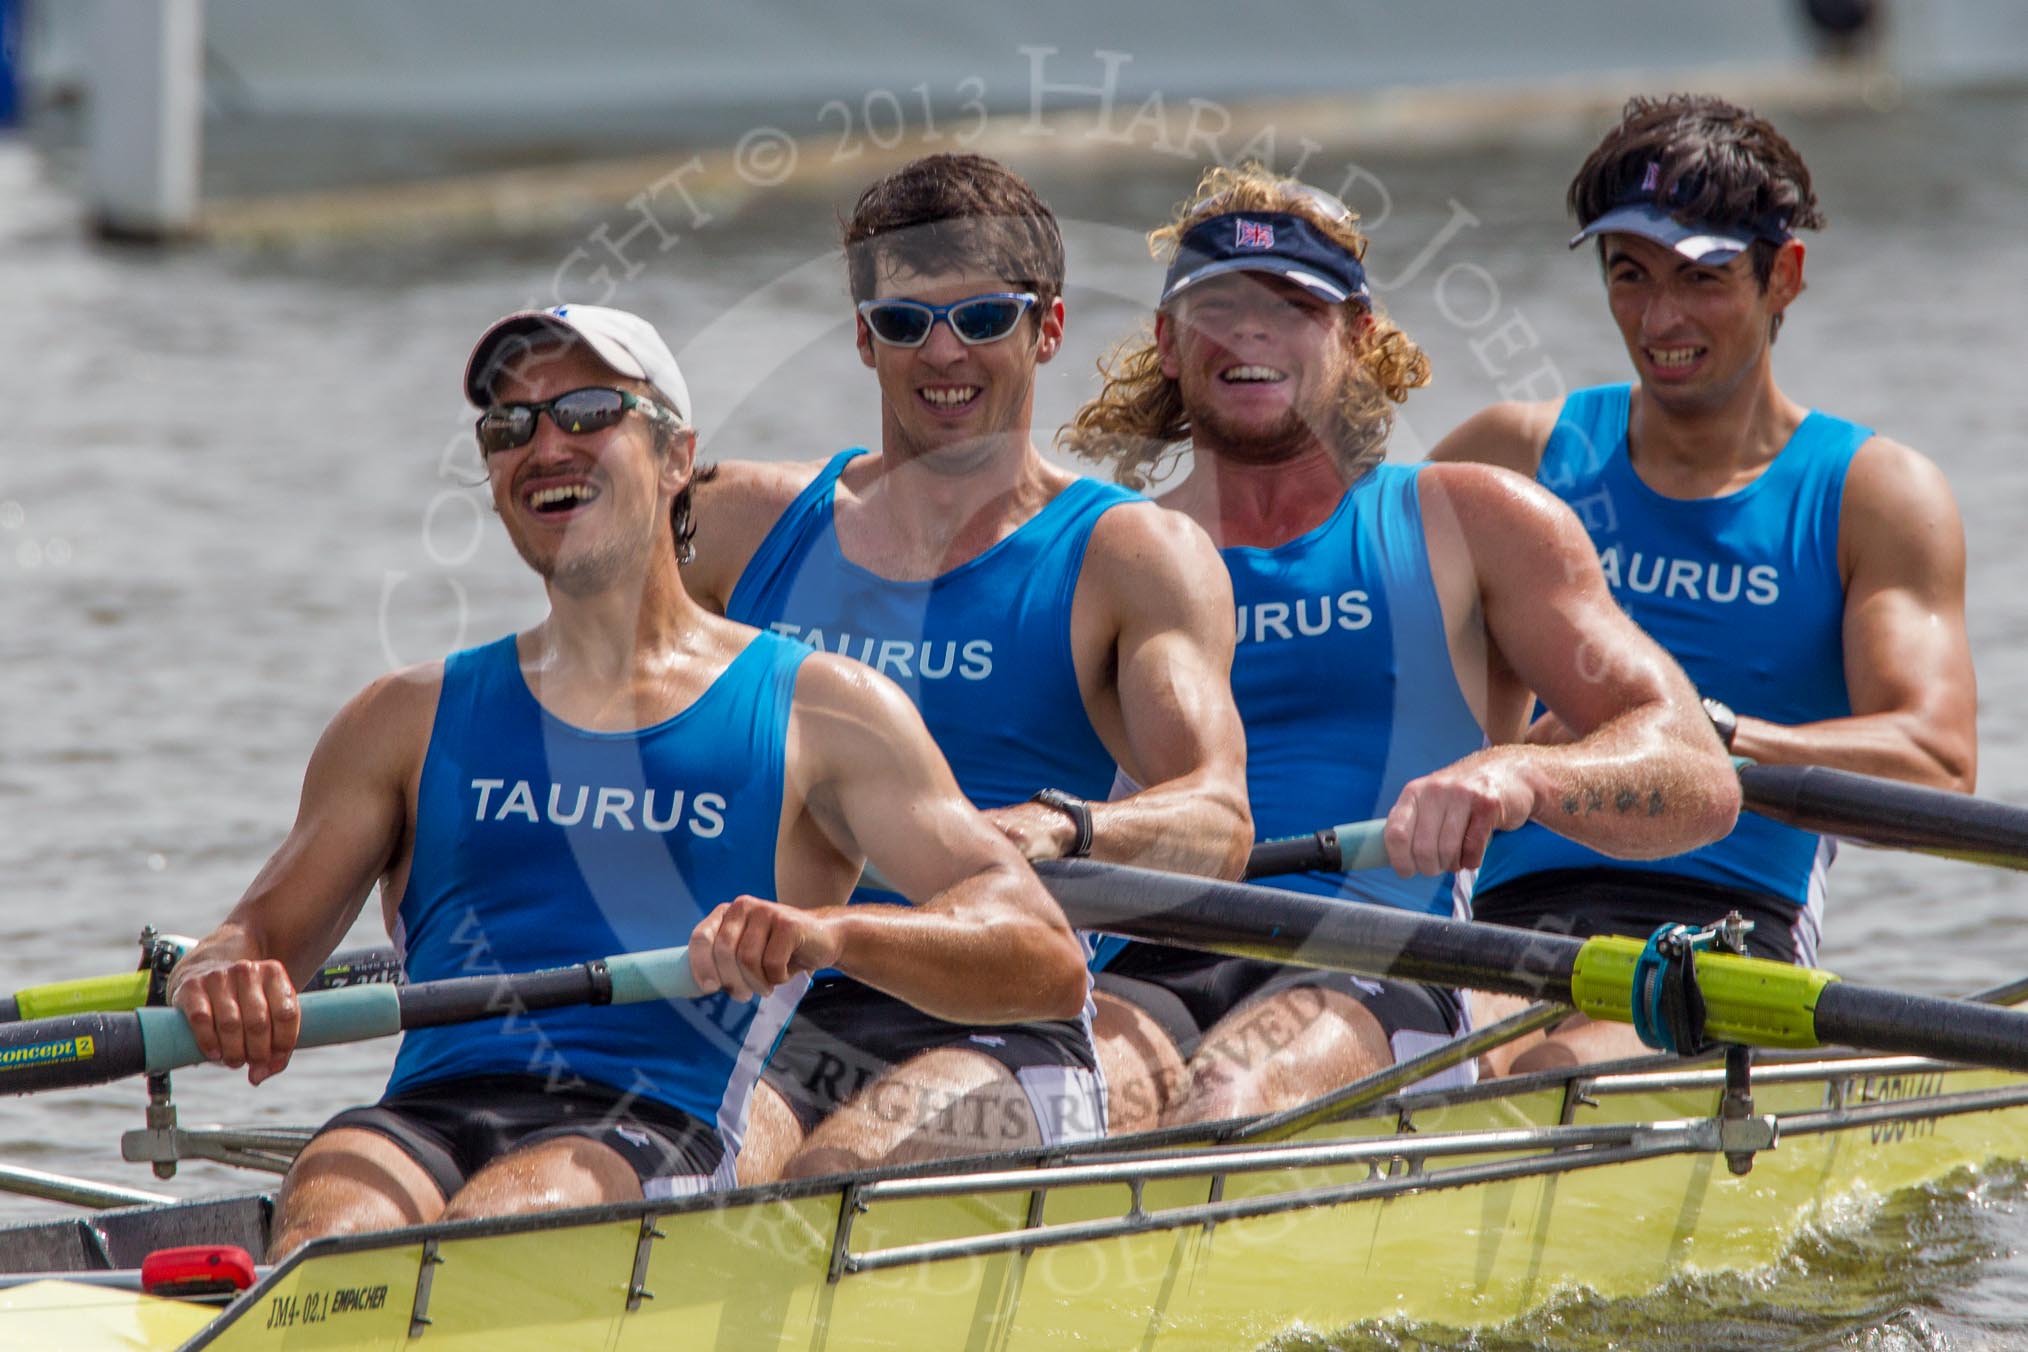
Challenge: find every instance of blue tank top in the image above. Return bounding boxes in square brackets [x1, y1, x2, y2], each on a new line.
[388, 631, 809, 1152]
[1475, 383, 1868, 906]
[1229, 462, 1485, 916]
[726, 449, 1136, 845]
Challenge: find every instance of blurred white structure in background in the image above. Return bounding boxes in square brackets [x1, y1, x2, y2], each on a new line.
[82, 0, 201, 238]
[13, 0, 2028, 240]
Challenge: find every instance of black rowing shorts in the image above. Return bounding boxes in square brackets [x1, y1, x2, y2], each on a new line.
[760, 978, 1104, 1143]
[1094, 941, 1464, 1066]
[1469, 868, 1811, 964]
[319, 1073, 725, 1201]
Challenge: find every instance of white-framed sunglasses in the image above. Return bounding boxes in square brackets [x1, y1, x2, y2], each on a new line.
[856, 292, 1039, 348]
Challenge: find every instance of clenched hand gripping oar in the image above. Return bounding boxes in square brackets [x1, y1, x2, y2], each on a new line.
[0, 946, 404, 1024]
[1242, 765, 2028, 880]
[10, 851, 2028, 1097]
[0, 948, 700, 1095]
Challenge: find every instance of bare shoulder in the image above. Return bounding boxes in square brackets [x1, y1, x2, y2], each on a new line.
[687, 456, 832, 604]
[1844, 434, 1960, 520]
[1426, 400, 1561, 475]
[308, 659, 444, 783]
[1840, 433, 1966, 573]
[1086, 494, 1224, 583]
[786, 650, 924, 760]
[695, 457, 829, 514]
[1419, 459, 1583, 543]
[345, 660, 442, 730]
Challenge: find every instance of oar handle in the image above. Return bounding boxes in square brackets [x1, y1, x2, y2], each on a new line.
[0, 947, 700, 1096]
[1244, 819, 1388, 879]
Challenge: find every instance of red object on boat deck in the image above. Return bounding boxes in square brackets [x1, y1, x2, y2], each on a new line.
[140, 1244, 258, 1297]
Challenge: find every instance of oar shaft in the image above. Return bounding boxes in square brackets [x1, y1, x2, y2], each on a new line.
[1813, 981, 2028, 1070]
[1039, 860, 1579, 1000]
[1740, 763, 2028, 869]
[1044, 861, 2028, 1075]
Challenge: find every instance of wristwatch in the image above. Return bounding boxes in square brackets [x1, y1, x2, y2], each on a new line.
[1029, 788, 1094, 859]
[1701, 697, 1738, 752]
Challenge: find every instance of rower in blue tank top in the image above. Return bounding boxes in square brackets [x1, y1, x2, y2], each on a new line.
[385, 630, 808, 1174]
[721, 449, 1135, 1148]
[682, 154, 1252, 1156]
[1469, 385, 1866, 962]
[1061, 165, 1736, 1128]
[164, 303, 1089, 1258]
[1432, 95, 1975, 1073]
[1224, 461, 1486, 917]
[727, 447, 1134, 833]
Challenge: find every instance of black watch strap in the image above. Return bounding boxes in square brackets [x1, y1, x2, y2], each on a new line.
[1029, 788, 1094, 859]
[1701, 697, 1738, 752]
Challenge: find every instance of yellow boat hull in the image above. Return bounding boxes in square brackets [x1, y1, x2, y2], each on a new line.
[13, 1054, 2028, 1351]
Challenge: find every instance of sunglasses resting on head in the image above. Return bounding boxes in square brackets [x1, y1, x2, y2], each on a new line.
[857, 292, 1038, 348]
[475, 387, 680, 455]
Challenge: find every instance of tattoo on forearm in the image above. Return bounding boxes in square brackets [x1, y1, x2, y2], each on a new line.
[1561, 786, 1667, 817]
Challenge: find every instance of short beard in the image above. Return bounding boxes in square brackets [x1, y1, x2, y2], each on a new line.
[1187, 398, 1319, 467]
[508, 521, 646, 598]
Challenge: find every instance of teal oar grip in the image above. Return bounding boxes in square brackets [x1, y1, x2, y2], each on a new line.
[1244, 819, 1390, 879]
[1335, 820, 1390, 872]
[136, 985, 405, 1073]
[135, 1006, 205, 1072]
[607, 946, 702, 1004]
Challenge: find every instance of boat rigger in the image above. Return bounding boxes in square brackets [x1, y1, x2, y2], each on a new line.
[2, 767, 2028, 1347]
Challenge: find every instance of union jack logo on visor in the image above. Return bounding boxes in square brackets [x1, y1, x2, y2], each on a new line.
[1234, 218, 1275, 250]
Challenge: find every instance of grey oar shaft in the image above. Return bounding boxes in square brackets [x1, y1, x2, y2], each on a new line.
[0, 1163, 173, 1210]
[1038, 859, 1581, 1000]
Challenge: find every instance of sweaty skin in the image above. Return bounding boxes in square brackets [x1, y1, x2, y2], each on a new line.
[684, 261, 1253, 1167]
[1432, 231, 1975, 1073]
[1075, 264, 1736, 1129]
[169, 344, 1085, 1257]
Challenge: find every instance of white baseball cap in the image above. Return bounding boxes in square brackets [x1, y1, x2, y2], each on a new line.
[463, 304, 692, 424]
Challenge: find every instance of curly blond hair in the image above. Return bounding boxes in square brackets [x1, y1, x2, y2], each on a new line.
[1061, 164, 1432, 490]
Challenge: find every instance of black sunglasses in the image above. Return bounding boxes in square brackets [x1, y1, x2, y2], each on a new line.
[856, 292, 1038, 348]
[474, 386, 677, 455]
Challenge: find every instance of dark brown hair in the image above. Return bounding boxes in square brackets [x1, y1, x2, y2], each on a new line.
[842, 154, 1065, 309]
[1569, 94, 1824, 291]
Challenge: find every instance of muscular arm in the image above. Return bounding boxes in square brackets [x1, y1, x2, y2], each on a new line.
[166, 669, 435, 1081]
[992, 504, 1252, 879]
[690, 656, 1087, 1023]
[1730, 438, 1976, 791]
[1392, 465, 1739, 873]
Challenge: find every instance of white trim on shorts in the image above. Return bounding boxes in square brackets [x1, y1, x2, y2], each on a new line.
[1013, 1064, 1107, 1145]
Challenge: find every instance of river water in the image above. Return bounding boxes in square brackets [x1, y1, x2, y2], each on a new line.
[2, 88, 2027, 1347]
